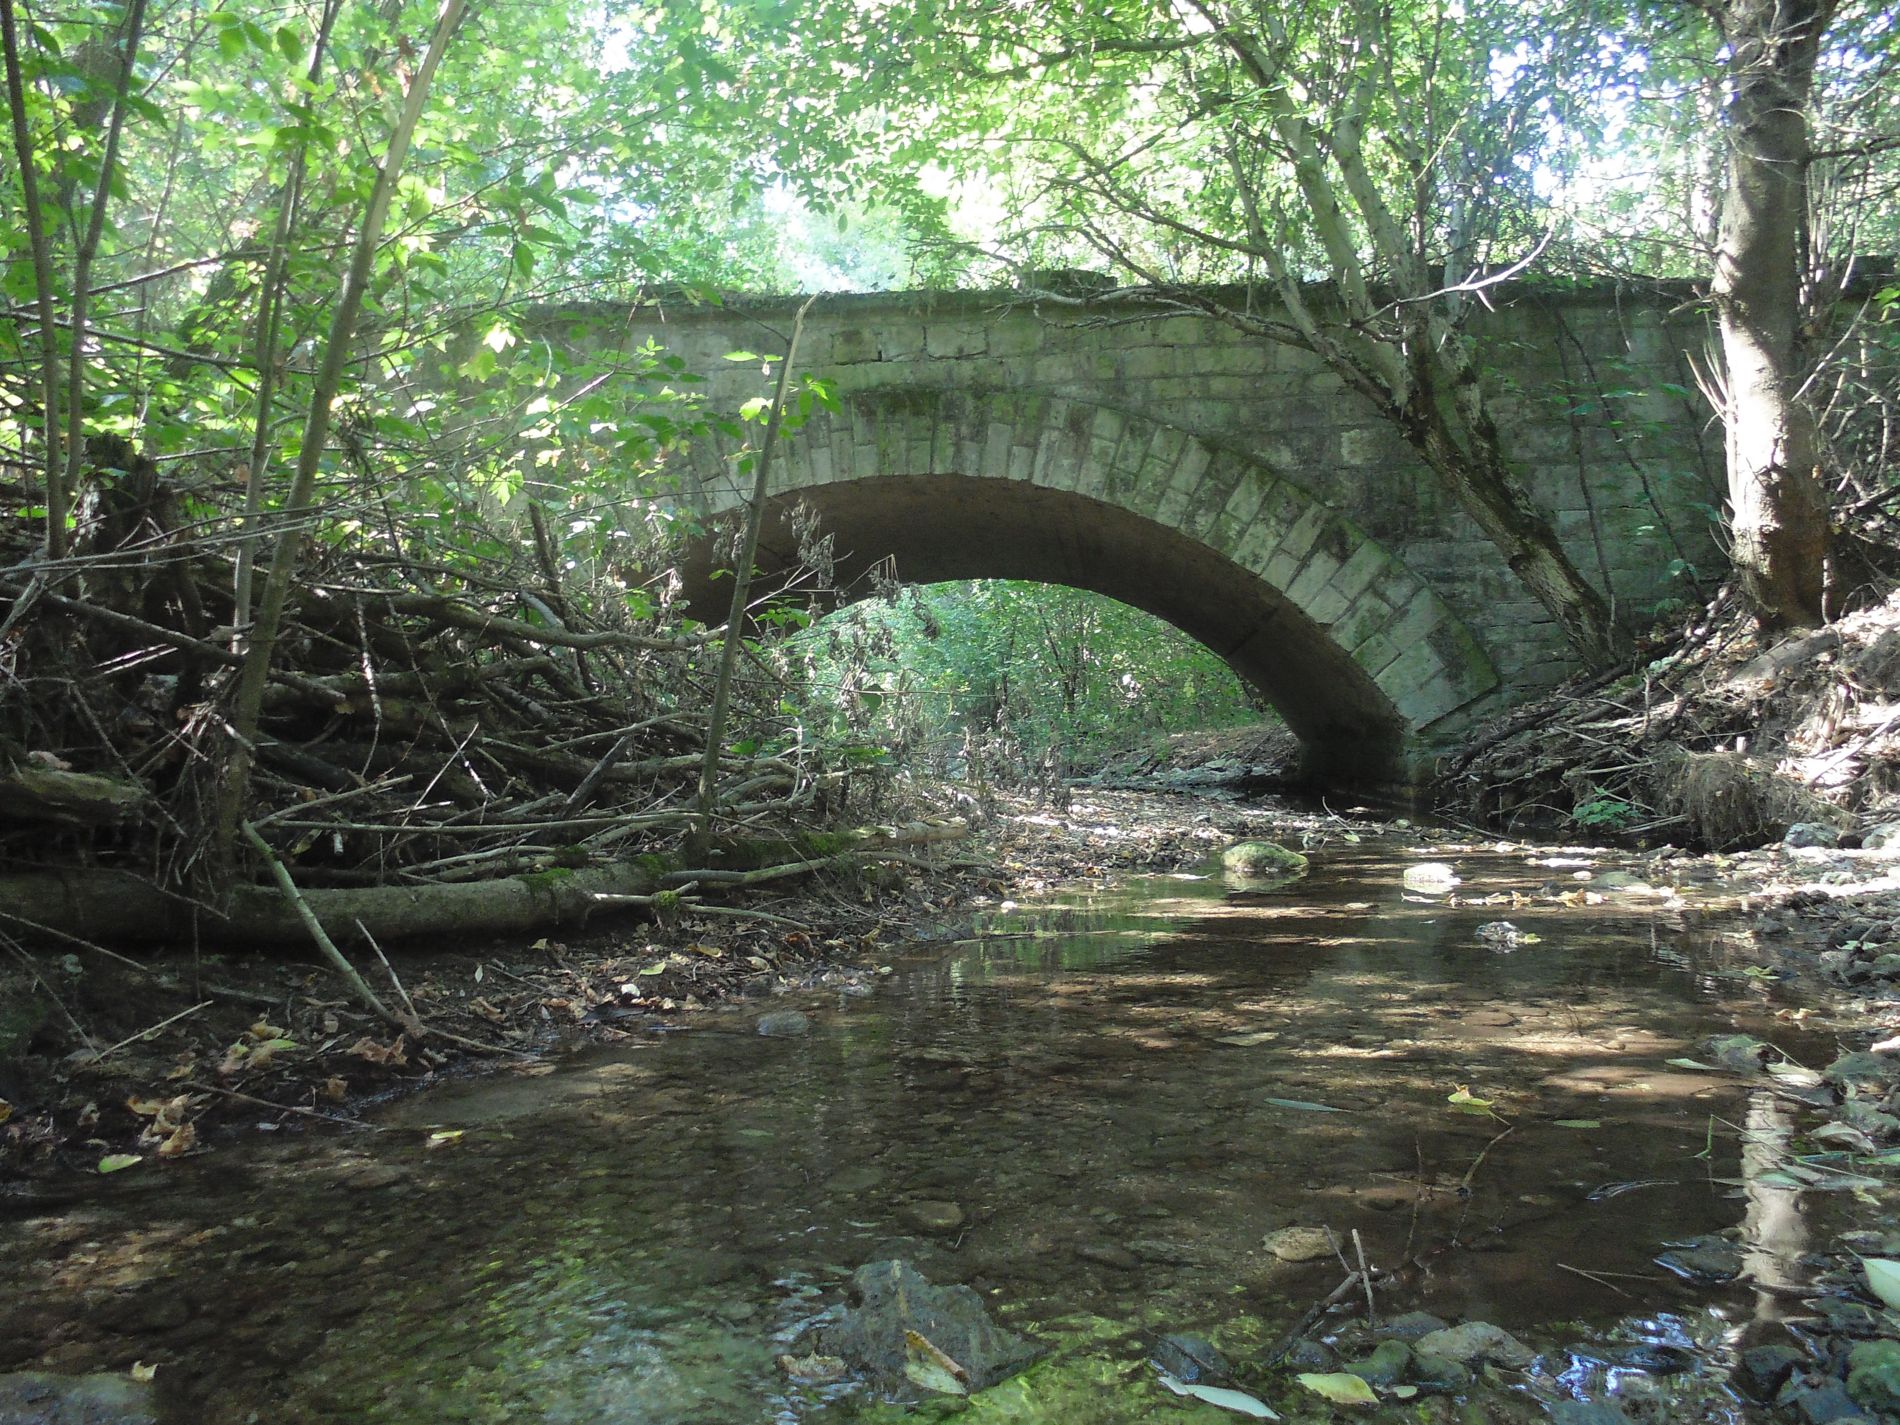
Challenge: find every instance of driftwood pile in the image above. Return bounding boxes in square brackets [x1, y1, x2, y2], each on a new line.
[0, 472, 959, 950]
[1438, 586, 1900, 849]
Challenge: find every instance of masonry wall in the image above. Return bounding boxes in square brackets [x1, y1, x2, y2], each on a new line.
[525, 284, 1724, 715]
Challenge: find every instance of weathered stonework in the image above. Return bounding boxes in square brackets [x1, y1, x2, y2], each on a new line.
[521, 282, 1722, 787]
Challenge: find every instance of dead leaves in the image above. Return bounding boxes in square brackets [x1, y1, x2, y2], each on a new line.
[348, 1034, 408, 1067]
[218, 1021, 297, 1078]
[125, 1091, 202, 1159]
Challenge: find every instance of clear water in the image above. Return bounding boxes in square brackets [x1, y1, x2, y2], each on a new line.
[0, 833, 1851, 1421]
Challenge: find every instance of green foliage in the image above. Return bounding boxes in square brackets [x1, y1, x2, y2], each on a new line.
[790, 580, 1270, 783]
[1570, 793, 1641, 832]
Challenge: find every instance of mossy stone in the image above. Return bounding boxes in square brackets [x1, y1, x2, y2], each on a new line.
[1345, 1338, 1413, 1387]
[1847, 1338, 1900, 1411]
[1220, 841, 1308, 879]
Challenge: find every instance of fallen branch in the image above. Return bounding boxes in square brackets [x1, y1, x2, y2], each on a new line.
[242, 819, 395, 1023]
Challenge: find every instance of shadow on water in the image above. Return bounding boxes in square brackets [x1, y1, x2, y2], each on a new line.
[0, 833, 1858, 1421]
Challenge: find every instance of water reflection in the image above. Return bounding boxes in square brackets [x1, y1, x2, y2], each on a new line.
[0, 836, 1845, 1422]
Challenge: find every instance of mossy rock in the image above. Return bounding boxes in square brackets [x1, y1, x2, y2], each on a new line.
[1220, 841, 1308, 881]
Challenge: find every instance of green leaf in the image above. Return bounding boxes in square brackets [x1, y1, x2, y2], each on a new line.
[277, 26, 304, 63]
[98, 1153, 143, 1174]
[1864, 1258, 1900, 1309]
[1157, 1371, 1278, 1417]
[1297, 1372, 1377, 1405]
[1553, 1119, 1601, 1129]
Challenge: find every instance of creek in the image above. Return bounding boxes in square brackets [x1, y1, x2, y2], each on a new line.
[0, 826, 1867, 1422]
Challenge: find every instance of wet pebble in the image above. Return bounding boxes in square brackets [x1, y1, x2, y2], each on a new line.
[334, 1162, 408, 1191]
[1344, 1338, 1411, 1387]
[1738, 1343, 1809, 1399]
[1150, 1334, 1228, 1384]
[826, 1166, 886, 1194]
[1377, 1311, 1449, 1342]
[1280, 1339, 1337, 1372]
[1778, 1373, 1872, 1424]
[755, 1011, 811, 1037]
[1261, 1226, 1335, 1263]
[898, 1200, 965, 1234]
[1412, 1321, 1535, 1369]
[1654, 1237, 1743, 1284]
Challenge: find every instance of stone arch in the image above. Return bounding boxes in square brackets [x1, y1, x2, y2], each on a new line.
[673, 388, 1498, 786]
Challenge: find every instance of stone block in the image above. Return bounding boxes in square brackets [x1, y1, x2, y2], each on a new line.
[876, 325, 927, 362]
[982, 421, 1013, 478]
[1351, 632, 1403, 680]
[1328, 542, 1393, 604]
[1119, 345, 1184, 381]
[988, 320, 1044, 358]
[832, 328, 879, 365]
[925, 324, 989, 359]
[1182, 453, 1252, 542]
[1334, 594, 1396, 652]
[1284, 539, 1346, 601]
[1302, 580, 1354, 626]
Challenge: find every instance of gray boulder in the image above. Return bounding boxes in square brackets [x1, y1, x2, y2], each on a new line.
[818, 1260, 1041, 1394]
[0, 1373, 157, 1425]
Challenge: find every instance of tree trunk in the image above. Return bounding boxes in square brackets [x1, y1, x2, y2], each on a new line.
[1713, 0, 1834, 629]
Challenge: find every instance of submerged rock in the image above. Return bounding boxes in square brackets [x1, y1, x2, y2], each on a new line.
[1824, 1051, 1900, 1093]
[1475, 920, 1521, 951]
[755, 1010, 812, 1037]
[898, 1200, 965, 1235]
[1343, 1338, 1411, 1387]
[1654, 1236, 1744, 1285]
[1410, 1321, 1534, 1370]
[1778, 1373, 1874, 1424]
[1376, 1311, 1449, 1342]
[817, 1260, 1041, 1394]
[1737, 1343, 1808, 1399]
[1149, 1334, 1229, 1385]
[1219, 841, 1308, 881]
[0, 1373, 158, 1425]
[1847, 1339, 1900, 1412]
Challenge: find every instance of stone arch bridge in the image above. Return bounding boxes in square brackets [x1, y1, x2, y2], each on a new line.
[520, 284, 1719, 788]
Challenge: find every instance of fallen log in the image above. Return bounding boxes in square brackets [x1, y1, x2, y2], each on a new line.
[0, 819, 971, 949]
[0, 766, 151, 826]
[0, 860, 673, 948]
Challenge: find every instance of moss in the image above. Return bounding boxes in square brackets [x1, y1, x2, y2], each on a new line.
[1220, 841, 1308, 880]
[513, 868, 576, 893]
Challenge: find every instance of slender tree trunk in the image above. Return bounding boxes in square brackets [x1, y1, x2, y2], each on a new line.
[1713, 0, 1834, 629]
[1, 0, 64, 556]
[215, 0, 467, 883]
[61, 0, 150, 509]
[692, 296, 815, 857]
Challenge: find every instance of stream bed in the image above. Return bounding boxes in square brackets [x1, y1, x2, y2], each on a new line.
[0, 830, 1879, 1422]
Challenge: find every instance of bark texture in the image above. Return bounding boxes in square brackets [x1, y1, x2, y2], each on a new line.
[1713, 0, 1834, 629]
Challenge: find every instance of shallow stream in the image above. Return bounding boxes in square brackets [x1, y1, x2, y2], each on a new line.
[0, 830, 1868, 1421]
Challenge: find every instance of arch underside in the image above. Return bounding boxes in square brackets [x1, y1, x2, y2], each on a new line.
[671, 391, 1500, 789]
